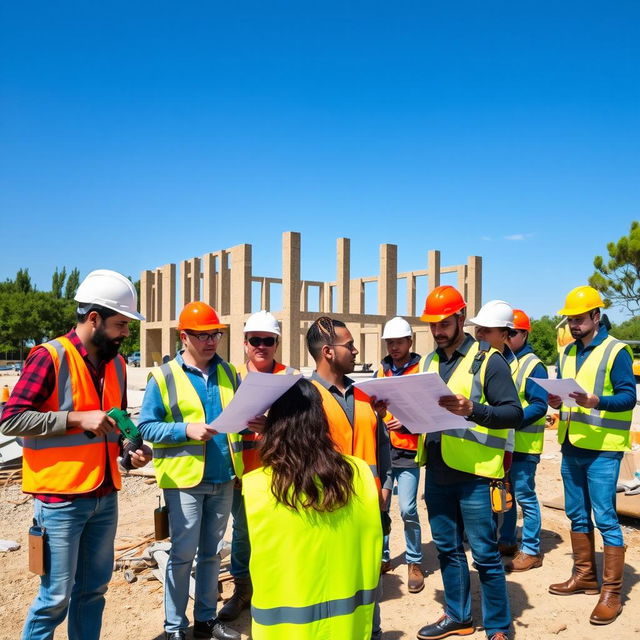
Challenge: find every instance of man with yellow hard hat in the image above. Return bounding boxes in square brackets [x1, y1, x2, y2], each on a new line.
[548, 286, 636, 625]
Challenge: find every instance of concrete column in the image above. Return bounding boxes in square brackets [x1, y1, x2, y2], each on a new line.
[160, 263, 176, 360]
[467, 256, 482, 317]
[406, 275, 416, 317]
[428, 250, 441, 293]
[457, 265, 467, 300]
[261, 278, 270, 310]
[350, 278, 364, 315]
[180, 257, 201, 307]
[378, 243, 397, 317]
[336, 238, 350, 313]
[202, 252, 217, 308]
[282, 231, 301, 368]
[228, 244, 252, 365]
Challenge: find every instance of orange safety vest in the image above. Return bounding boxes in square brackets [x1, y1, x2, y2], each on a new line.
[375, 361, 420, 452]
[236, 362, 296, 474]
[21, 335, 125, 494]
[310, 379, 381, 493]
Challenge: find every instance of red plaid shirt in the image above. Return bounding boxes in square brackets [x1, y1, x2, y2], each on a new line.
[1, 330, 127, 502]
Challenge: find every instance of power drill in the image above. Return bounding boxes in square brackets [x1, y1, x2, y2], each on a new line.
[107, 408, 144, 471]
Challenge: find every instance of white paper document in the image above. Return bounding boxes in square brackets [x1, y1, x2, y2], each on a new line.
[210, 371, 303, 433]
[529, 377, 586, 408]
[353, 372, 470, 434]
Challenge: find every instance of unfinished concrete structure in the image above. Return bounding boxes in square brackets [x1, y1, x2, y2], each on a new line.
[139, 231, 482, 369]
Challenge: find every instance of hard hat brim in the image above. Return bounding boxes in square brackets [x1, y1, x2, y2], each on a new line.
[180, 322, 228, 331]
[557, 305, 598, 317]
[421, 312, 454, 323]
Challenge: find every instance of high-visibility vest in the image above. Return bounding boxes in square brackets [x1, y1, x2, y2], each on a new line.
[513, 352, 546, 454]
[374, 361, 420, 452]
[149, 358, 242, 488]
[21, 336, 125, 494]
[310, 380, 381, 493]
[415, 342, 511, 479]
[557, 336, 633, 451]
[243, 455, 382, 640]
[235, 362, 298, 474]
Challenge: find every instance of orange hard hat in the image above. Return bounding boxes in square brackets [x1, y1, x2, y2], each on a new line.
[512, 309, 531, 332]
[420, 285, 466, 322]
[177, 301, 227, 331]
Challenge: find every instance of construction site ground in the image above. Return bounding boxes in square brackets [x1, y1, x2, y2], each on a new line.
[1, 368, 640, 640]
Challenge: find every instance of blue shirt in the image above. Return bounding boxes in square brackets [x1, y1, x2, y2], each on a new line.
[557, 325, 636, 459]
[138, 351, 235, 484]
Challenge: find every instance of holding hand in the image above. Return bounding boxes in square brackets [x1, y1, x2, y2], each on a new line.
[126, 444, 153, 468]
[569, 391, 599, 409]
[247, 415, 267, 434]
[547, 393, 563, 410]
[186, 422, 217, 441]
[68, 410, 116, 436]
[438, 394, 473, 417]
[385, 417, 403, 431]
[369, 395, 389, 419]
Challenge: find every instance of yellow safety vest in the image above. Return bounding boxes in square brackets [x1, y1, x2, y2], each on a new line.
[513, 352, 546, 454]
[149, 358, 243, 488]
[415, 341, 511, 479]
[243, 455, 382, 640]
[557, 336, 633, 451]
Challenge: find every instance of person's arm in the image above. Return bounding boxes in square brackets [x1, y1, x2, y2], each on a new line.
[522, 362, 549, 427]
[137, 377, 189, 443]
[594, 348, 637, 413]
[469, 352, 523, 429]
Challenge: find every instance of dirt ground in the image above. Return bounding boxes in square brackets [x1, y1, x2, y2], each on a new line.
[1, 369, 640, 640]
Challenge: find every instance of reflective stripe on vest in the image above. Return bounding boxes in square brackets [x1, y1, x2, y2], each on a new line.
[513, 352, 546, 454]
[21, 336, 125, 494]
[243, 455, 382, 640]
[235, 362, 299, 474]
[557, 336, 632, 452]
[374, 363, 420, 451]
[311, 380, 382, 494]
[415, 342, 510, 478]
[149, 358, 241, 488]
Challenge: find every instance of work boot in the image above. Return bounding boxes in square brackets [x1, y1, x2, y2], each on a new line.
[193, 618, 241, 640]
[548, 531, 599, 595]
[590, 545, 625, 625]
[217, 576, 252, 622]
[408, 563, 425, 593]
[498, 543, 518, 557]
[416, 614, 474, 639]
[505, 551, 543, 573]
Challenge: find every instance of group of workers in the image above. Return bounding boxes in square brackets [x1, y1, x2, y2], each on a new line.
[0, 267, 636, 640]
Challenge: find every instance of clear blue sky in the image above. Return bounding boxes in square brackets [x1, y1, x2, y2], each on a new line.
[1, 2, 638, 322]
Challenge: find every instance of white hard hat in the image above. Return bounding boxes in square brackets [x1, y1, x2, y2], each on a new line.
[75, 269, 145, 321]
[467, 300, 514, 328]
[244, 310, 281, 336]
[382, 316, 412, 339]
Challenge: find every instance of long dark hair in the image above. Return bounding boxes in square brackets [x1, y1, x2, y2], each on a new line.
[260, 378, 355, 512]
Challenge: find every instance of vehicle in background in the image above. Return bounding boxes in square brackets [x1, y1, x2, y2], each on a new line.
[128, 351, 141, 367]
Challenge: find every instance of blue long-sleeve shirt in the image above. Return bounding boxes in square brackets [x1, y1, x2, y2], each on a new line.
[138, 352, 235, 484]
[557, 325, 637, 458]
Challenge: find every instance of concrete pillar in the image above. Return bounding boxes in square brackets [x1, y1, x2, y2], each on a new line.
[180, 257, 201, 307]
[228, 244, 252, 365]
[282, 232, 301, 368]
[336, 238, 350, 314]
[428, 250, 441, 293]
[467, 256, 482, 317]
[457, 265, 467, 300]
[261, 278, 270, 310]
[202, 252, 217, 308]
[350, 278, 364, 315]
[378, 243, 397, 317]
[406, 275, 416, 317]
[160, 263, 176, 360]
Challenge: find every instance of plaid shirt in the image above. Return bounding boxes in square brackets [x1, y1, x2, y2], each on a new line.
[1, 330, 127, 502]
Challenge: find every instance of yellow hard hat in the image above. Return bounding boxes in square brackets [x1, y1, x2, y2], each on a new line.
[558, 286, 605, 316]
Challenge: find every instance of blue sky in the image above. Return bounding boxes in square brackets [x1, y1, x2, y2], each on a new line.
[1, 2, 638, 322]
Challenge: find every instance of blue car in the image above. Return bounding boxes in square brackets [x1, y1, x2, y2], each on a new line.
[128, 351, 141, 367]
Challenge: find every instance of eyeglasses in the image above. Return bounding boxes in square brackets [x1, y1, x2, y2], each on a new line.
[330, 342, 357, 352]
[186, 331, 223, 342]
[247, 336, 277, 347]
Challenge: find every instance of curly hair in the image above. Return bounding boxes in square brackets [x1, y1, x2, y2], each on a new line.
[306, 316, 347, 360]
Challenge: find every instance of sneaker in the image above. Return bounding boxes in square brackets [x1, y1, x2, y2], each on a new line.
[506, 551, 542, 573]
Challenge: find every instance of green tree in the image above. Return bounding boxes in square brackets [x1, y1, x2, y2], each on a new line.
[120, 278, 141, 354]
[64, 268, 80, 299]
[529, 315, 560, 365]
[51, 267, 67, 298]
[15, 268, 33, 293]
[589, 220, 640, 315]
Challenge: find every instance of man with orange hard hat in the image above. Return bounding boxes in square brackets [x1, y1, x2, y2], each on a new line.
[547, 286, 636, 625]
[139, 302, 243, 640]
[414, 286, 522, 640]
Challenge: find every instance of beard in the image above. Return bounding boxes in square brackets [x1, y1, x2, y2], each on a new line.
[434, 322, 462, 350]
[91, 325, 122, 361]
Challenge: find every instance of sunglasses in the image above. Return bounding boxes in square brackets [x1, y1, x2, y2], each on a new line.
[247, 336, 277, 347]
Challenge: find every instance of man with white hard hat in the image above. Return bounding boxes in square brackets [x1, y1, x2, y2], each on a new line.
[0, 269, 152, 640]
[374, 316, 425, 593]
[218, 310, 298, 622]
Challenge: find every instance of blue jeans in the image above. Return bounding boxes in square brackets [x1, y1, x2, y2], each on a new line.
[21, 492, 118, 640]
[499, 458, 542, 555]
[425, 471, 510, 636]
[561, 453, 624, 547]
[382, 467, 422, 564]
[163, 481, 234, 632]
[229, 485, 250, 578]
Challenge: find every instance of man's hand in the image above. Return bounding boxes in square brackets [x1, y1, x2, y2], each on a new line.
[247, 415, 266, 434]
[380, 487, 391, 512]
[369, 395, 389, 419]
[68, 410, 116, 436]
[186, 422, 217, 441]
[547, 393, 563, 410]
[438, 394, 473, 417]
[569, 392, 599, 409]
[127, 444, 153, 468]
[385, 417, 403, 431]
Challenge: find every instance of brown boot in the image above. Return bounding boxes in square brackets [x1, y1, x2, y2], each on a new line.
[218, 576, 252, 622]
[407, 563, 425, 593]
[506, 550, 542, 573]
[548, 531, 600, 595]
[590, 545, 625, 625]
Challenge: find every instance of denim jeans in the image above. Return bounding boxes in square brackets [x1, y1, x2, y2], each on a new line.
[382, 467, 422, 564]
[163, 481, 234, 632]
[425, 470, 511, 636]
[499, 458, 542, 555]
[561, 453, 624, 546]
[229, 485, 250, 578]
[21, 492, 118, 640]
